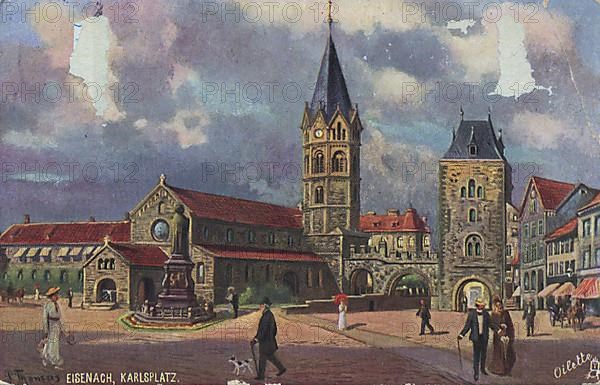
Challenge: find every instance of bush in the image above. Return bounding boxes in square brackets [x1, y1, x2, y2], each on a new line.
[0, 265, 83, 294]
[239, 282, 294, 306]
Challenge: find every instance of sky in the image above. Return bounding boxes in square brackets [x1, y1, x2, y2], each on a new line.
[1, 0, 600, 232]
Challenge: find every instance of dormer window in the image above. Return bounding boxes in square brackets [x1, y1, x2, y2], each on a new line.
[469, 144, 477, 156]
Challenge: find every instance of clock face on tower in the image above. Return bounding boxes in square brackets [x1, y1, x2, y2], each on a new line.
[151, 219, 170, 241]
[314, 129, 323, 138]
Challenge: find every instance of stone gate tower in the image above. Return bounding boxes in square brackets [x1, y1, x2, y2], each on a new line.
[438, 110, 512, 310]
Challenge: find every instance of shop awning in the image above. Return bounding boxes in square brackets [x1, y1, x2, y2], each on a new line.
[511, 286, 521, 298]
[13, 248, 27, 258]
[26, 247, 39, 257]
[537, 283, 561, 297]
[553, 282, 576, 297]
[573, 278, 599, 299]
[39, 247, 52, 257]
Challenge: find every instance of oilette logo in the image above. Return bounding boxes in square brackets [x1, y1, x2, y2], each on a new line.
[553, 352, 600, 384]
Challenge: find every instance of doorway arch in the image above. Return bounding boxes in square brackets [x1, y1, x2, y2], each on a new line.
[136, 277, 156, 305]
[350, 269, 374, 295]
[454, 278, 492, 311]
[96, 278, 117, 303]
[282, 271, 299, 295]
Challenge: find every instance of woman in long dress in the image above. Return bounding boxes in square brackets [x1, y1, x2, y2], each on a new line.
[489, 298, 516, 376]
[42, 287, 66, 369]
[338, 299, 348, 330]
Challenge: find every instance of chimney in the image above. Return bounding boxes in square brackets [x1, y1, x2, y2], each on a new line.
[23, 214, 30, 224]
[366, 211, 377, 216]
[89, 216, 96, 222]
[386, 208, 400, 216]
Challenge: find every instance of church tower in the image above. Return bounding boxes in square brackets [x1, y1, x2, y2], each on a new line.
[301, 2, 363, 236]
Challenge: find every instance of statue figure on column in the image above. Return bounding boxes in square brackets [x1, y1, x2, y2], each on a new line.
[172, 204, 189, 257]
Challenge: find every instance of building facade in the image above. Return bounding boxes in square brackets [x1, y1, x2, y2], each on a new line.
[438, 113, 512, 311]
[574, 194, 600, 314]
[505, 203, 520, 300]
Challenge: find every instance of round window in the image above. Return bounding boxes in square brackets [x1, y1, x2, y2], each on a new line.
[151, 219, 170, 241]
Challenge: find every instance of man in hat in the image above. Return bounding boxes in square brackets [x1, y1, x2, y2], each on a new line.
[416, 299, 434, 335]
[42, 287, 66, 369]
[251, 297, 286, 380]
[522, 298, 536, 336]
[458, 298, 499, 381]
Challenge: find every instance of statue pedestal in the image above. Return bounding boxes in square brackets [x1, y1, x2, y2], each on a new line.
[133, 253, 214, 326]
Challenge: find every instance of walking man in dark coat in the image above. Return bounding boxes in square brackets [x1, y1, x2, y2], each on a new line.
[458, 298, 499, 381]
[251, 297, 286, 380]
[416, 299, 434, 335]
[523, 298, 536, 336]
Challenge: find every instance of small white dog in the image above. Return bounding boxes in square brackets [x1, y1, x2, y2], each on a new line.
[228, 356, 254, 376]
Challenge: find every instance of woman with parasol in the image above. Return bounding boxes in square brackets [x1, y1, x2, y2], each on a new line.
[335, 293, 348, 330]
[489, 295, 516, 376]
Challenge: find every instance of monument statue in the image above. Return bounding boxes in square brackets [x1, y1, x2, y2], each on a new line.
[171, 204, 189, 257]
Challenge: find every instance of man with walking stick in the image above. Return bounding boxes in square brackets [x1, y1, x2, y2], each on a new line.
[457, 298, 499, 381]
[250, 297, 286, 380]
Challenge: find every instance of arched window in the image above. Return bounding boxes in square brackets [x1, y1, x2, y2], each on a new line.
[287, 235, 294, 248]
[468, 208, 477, 222]
[225, 264, 233, 285]
[336, 122, 341, 140]
[468, 179, 476, 198]
[531, 271, 537, 290]
[109, 259, 115, 270]
[98, 258, 104, 270]
[78, 270, 83, 282]
[460, 187, 466, 198]
[524, 272, 530, 290]
[203, 226, 209, 240]
[304, 155, 309, 173]
[226, 228, 234, 243]
[60, 270, 68, 283]
[315, 186, 324, 204]
[44, 270, 51, 282]
[158, 201, 166, 214]
[31, 270, 37, 280]
[477, 186, 484, 199]
[397, 237, 404, 248]
[17, 270, 23, 280]
[332, 151, 347, 172]
[196, 262, 205, 284]
[408, 236, 415, 248]
[312, 151, 324, 173]
[248, 230, 256, 244]
[342, 129, 346, 140]
[423, 236, 430, 248]
[268, 232, 276, 245]
[465, 234, 483, 257]
[378, 239, 387, 255]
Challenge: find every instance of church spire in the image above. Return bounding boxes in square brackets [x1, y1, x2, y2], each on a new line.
[309, 0, 352, 121]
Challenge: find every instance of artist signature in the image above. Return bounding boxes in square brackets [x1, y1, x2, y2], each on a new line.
[553, 352, 600, 382]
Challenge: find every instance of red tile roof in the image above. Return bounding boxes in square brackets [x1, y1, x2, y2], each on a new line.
[359, 208, 430, 233]
[109, 243, 168, 267]
[545, 218, 578, 241]
[200, 244, 324, 263]
[532, 176, 576, 210]
[0, 221, 131, 245]
[578, 191, 600, 212]
[168, 185, 302, 229]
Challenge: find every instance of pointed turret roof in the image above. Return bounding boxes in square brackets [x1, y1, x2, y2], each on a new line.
[309, 21, 352, 121]
[442, 112, 505, 160]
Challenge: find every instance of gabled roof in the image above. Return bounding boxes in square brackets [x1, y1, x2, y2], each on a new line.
[531, 176, 576, 211]
[578, 191, 600, 212]
[545, 217, 578, 242]
[109, 243, 168, 267]
[84, 242, 168, 268]
[359, 208, 430, 233]
[0, 221, 130, 245]
[199, 244, 324, 263]
[442, 118, 505, 160]
[309, 30, 352, 121]
[167, 185, 302, 229]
